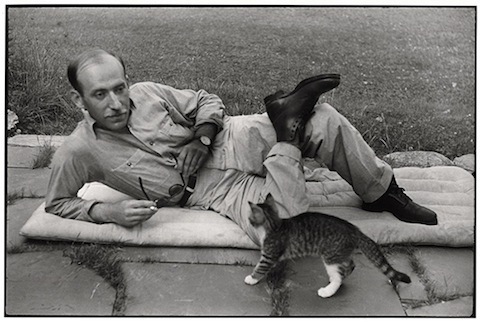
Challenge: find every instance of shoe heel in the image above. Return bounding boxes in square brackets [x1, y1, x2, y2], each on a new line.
[264, 90, 285, 105]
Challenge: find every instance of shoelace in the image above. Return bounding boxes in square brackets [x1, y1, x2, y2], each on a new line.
[388, 186, 412, 206]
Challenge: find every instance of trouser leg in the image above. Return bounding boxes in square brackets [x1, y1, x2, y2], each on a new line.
[302, 103, 393, 203]
[214, 143, 309, 246]
[194, 103, 394, 245]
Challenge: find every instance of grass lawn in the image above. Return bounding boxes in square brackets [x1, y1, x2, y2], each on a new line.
[7, 6, 475, 159]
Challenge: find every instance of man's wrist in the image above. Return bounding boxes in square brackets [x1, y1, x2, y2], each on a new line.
[194, 123, 218, 144]
[89, 202, 113, 224]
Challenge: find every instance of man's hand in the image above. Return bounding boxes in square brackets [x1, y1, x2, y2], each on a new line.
[177, 139, 209, 177]
[89, 200, 158, 227]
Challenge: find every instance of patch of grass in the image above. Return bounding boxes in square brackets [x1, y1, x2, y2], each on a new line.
[7, 29, 82, 135]
[62, 243, 127, 315]
[32, 140, 56, 169]
[7, 7, 475, 159]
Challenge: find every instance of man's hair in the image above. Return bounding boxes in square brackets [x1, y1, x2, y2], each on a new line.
[67, 48, 126, 94]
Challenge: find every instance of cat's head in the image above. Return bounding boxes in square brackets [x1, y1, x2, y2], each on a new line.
[248, 193, 282, 231]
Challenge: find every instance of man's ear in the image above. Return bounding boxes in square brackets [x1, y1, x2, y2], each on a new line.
[70, 90, 85, 110]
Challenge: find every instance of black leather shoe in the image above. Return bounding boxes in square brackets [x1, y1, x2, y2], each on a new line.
[264, 74, 341, 142]
[362, 177, 438, 225]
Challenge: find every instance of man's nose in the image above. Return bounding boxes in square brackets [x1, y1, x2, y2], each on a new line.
[107, 92, 123, 110]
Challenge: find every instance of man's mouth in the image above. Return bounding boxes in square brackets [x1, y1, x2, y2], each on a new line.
[107, 113, 127, 121]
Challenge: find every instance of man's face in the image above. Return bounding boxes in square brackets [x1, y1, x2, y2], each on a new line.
[72, 55, 130, 131]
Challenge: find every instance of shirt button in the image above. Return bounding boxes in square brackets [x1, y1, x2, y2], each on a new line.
[127, 162, 132, 167]
[149, 141, 154, 146]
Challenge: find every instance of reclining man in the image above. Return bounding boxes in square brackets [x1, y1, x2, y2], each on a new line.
[45, 48, 437, 246]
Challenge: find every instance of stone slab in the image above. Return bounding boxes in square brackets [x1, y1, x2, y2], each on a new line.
[7, 146, 42, 169]
[122, 262, 271, 316]
[8, 134, 66, 148]
[288, 253, 406, 316]
[414, 247, 473, 299]
[6, 198, 45, 251]
[118, 246, 259, 266]
[6, 251, 115, 316]
[382, 151, 454, 168]
[7, 167, 51, 198]
[406, 296, 473, 317]
[453, 154, 475, 173]
[385, 250, 429, 302]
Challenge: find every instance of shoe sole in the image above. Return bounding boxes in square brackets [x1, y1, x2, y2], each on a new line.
[293, 73, 341, 93]
[264, 74, 341, 105]
[362, 205, 438, 225]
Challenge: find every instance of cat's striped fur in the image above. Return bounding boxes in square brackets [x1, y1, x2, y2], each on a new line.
[244, 194, 411, 298]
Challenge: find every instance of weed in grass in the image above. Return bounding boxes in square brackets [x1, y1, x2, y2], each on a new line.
[7, 188, 44, 204]
[405, 248, 472, 309]
[380, 244, 414, 257]
[7, 243, 41, 254]
[266, 260, 291, 316]
[63, 243, 127, 315]
[32, 140, 56, 169]
[7, 239, 75, 254]
[7, 189, 24, 205]
[232, 258, 255, 266]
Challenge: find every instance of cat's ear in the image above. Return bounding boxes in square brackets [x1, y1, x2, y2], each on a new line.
[264, 193, 278, 212]
[248, 201, 266, 226]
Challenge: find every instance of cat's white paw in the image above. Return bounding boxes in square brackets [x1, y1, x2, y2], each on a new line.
[317, 286, 336, 298]
[244, 275, 259, 285]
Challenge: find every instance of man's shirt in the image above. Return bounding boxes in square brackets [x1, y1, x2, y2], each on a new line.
[45, 82, 225, 222]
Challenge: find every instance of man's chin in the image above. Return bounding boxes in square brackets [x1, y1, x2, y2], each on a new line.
[104, 114, 129, 131]
[110, 121, 129, 132]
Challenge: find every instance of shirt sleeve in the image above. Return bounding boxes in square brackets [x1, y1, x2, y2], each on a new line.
[44, 141, 101, 222]
[147, 82, 225, 130]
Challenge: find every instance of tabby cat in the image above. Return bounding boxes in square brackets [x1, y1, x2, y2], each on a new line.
[244, 193, 411, 298]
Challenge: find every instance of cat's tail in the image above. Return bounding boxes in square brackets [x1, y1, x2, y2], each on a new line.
[355, 231, 411, 284]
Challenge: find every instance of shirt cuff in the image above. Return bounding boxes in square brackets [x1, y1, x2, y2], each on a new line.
[266, 142, 302, 162]
[77, 200, 103, 223]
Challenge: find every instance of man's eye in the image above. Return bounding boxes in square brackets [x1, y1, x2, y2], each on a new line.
[95, 92, 105, 99]
[115, 86, 126, 94]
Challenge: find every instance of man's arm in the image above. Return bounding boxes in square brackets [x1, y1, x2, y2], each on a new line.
[148, 83, 224, 176]
[45, 144, 102, 222]
[88, 199, 157, 227]
[45, 143, 157, 226]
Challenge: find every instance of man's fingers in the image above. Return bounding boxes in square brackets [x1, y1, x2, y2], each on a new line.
[125, 208, 155, 222]
[181, 150, 194, 175]
[124, 200, 157, 208]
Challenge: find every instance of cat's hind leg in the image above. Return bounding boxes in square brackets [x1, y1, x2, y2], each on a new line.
[317, 262, 343, 298]
[343, 259, 355, 277]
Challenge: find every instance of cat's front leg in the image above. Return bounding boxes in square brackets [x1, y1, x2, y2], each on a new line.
[245, 252, 277, 285]
[244, 274, 261, 285]
[244, 269, 265, 285]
